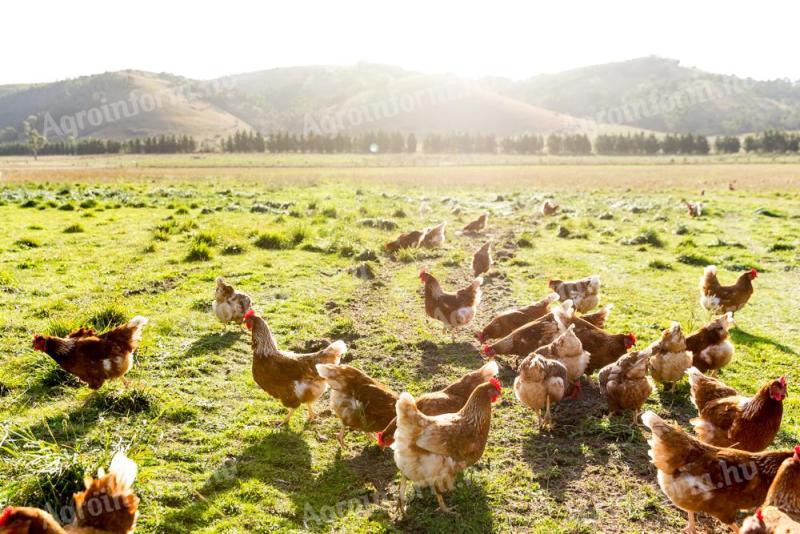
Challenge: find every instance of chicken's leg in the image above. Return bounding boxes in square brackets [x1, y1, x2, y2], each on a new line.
[337, 423, 347, 449]
[544, 395, 552, 429]
[396, 474, 407, 514]
[682, 511, 697, 534]
[280, 408, 296, 427]
[632, 409, 639, 425]
[434, 490, 455, 514]
[306, 403, 317, 422]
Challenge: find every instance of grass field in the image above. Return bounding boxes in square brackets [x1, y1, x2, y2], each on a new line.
[0, 155, 798, 533]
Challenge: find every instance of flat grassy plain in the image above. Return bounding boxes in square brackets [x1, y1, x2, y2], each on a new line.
[0, 154, 799, 533]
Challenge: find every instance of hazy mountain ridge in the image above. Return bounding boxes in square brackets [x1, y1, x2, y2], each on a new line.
[1, 57, 798, 141]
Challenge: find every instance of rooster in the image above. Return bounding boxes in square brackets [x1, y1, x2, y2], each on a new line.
[472, 241, 493, 277]
[462, 213, 488, 233]
[0, 451, 138, 534]
[244, 309, 347, 425]
[648, 322, 692, 389]
[420, 222, 446, 248]
[385, 230, 424, 252]
[541, 200, 559, 216]
[315, 364, 398, 448]
[700, 265, 757, 315]
[686, 312, 736, 374]
[741, 449, 800, 533]
[599, 347, 653, 422]
[476, 292, 560, 343]
[420, 269, 482, 334]
[377, 359, 498, 448]
[213, 277, 252, 329]
[32, 316, 148, 390]
[548, 275, 600, 313]
[482, 300, 573, 360]
[534, 323, 590, 399]
[514, 354, 567, 428]
[393, 379, 501, 513]
[688, 367, 786, 452]
[642, 411, 794, 534]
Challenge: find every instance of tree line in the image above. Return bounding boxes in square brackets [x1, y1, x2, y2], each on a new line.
[4, 128, 800, 157]
[0, 134, 198, 157]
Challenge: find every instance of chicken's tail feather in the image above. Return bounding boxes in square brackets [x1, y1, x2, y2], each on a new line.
[479, 359, 499, 379]
[396, 392, 419, 426]
[700, 265, 719, 291]
[315, 363, 344, 388]
[73, 451, 139, 532]
[320, 340, 347, 364]
[554, 299, 574, 331]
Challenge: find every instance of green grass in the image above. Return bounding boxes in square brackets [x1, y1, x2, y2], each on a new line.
[0, 173, 798, 533]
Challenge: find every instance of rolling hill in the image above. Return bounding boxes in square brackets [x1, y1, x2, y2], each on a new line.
[1, 57, 799, 141]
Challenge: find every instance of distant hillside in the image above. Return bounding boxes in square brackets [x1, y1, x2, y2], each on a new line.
[210, 64, 589, 136]
[0, 71, 248, 142]
[2, 58, 799, 141]
[508, 56, 800, 135]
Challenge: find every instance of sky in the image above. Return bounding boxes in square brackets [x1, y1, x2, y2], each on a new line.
[2, 0, 798, 85]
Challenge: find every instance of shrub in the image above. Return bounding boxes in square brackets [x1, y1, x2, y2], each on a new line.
[322, 207, 338, 218]
[87, 305, 129, 331]
[221, 243, 246, 255]
[289, 225, 310, 245]
[769, 242, 795, 252]
[677, 252, 712, 266]
[254, 232, 288, 250]
[15, 237, 41, 249]
[392, 208, 407, 218]
[20, 199, 38, 208]
[194, 231, 217, 246]
[517, 232, 535, 248]
[621, 229, 664, 248]
[185, 243, 213, 262]
[648, 260, 673, 270]
[58, 203, 75, 211]
[79, 198, 98, 209]
[63, 224, 84, 234]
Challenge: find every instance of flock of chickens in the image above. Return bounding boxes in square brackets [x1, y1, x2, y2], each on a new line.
[3, 206, 797, 534]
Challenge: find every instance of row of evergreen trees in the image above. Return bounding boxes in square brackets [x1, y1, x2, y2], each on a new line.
[5, 129, 800, 157]
[595, 133, 710, 155]
[0, 134, 198, 156]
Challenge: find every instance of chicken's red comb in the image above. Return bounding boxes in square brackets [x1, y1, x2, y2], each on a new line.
[756, 508, 764, 522]
[489, 377, 502, 393]
[481, 344, 492, 356]
[376, 432, 385, 447]
[0, 507, 12, 526]
[627, 333, 637, 345]
[794, 445, 800, 461]
[244, 309, 255, 320]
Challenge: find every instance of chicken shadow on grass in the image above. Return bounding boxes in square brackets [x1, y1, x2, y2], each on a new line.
[730, 328, 799, 356]
[162, 430, 312, 532]
[414, 340, 482, 379]
[184, 330, 243, 357]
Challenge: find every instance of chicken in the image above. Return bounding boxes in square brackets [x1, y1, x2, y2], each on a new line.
[741, 448, 800, 533]
[244, 309, 347, 425]
[0, 451, 138, 534]
[599, 347, 653, 422]
[534, 323, 590, 399]
[548, 275, 600, 313]
[481, 300, 573, 359]
[476, 292, 559, 343]
[648, 322, 692, 389]
[686, 312, 736, 374]
[742, 507, 800, 534]
[377, 359, 498, 448]
[393, 378, 501, 513]
[420, 222, 446, 248]
[315, 364, 398, 448]
[385, 230, 424, 252]
[700, 265, 757, 314]
[514, 354, 567, 428]
[472, 241, 493, 277]
[570, 316, 636, 373]
[32, 316, 148, 390]
[686, 201, 703, 217]
[642, 410, 794, 534]
[580, 304, 612, 329]
[213, 277, 252, 328]
[688, 367, 786, 452]
[462, 213, 488, 233]
[420, 269, 482, 334]
[541, 200, 560, 216]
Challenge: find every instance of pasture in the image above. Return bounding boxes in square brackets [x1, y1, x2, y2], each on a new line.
[0, 154, 798, 533]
